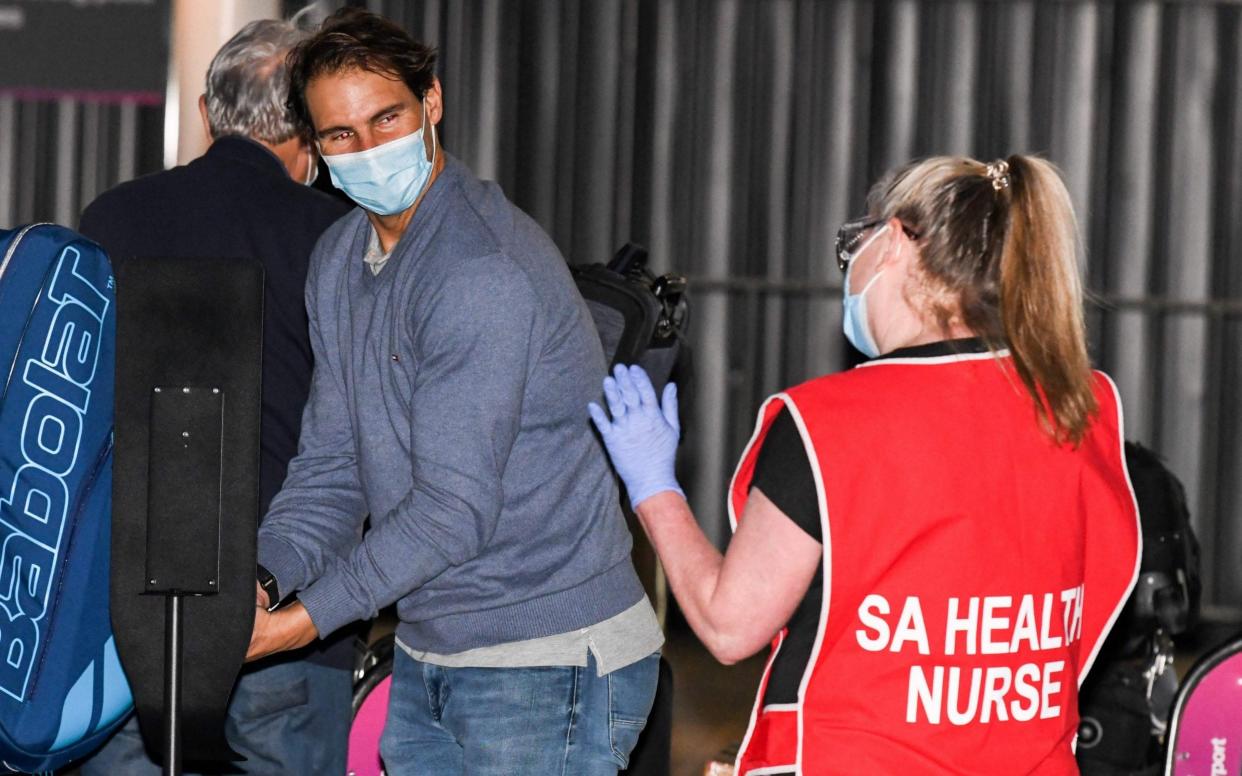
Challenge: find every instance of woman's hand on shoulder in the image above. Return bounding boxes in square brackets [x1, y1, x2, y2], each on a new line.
[588, 364, 685, 508]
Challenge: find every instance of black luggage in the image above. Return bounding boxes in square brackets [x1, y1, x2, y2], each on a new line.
[572, 243, 690, 396]
[1076, 442, 1201, 776]
[573, 243, 690, 776]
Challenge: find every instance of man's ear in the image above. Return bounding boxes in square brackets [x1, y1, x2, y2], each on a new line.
[423, 77, 444, 126]
[198, 94, 213, 141]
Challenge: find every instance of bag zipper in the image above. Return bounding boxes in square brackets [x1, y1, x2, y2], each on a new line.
[1, 227, 59, 399]
[0, 223, 51, 282]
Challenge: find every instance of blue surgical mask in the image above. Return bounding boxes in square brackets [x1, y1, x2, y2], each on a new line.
[303, 146, 319, 187]
[320, 102, 437, 215]
[841, 224, 888, 358]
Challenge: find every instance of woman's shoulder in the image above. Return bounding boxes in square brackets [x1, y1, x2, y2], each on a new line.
[1085, 369, 1125, 439]
[781, 363, 894, 402]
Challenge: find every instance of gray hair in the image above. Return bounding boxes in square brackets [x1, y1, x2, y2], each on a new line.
[204, 15, 317, 144]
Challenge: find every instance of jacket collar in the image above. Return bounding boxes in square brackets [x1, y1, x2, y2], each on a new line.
[204, 135, 289, 179]
[370, 153, 466, 260]
[872, 337, 991, 361]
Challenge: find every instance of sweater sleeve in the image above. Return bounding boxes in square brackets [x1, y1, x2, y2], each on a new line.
[256, 247, 368, 598]
[296, 253, 537, 637]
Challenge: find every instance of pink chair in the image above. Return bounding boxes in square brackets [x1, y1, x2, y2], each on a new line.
[348, 635, 394, 776]
[1165, 634, 1242, 775]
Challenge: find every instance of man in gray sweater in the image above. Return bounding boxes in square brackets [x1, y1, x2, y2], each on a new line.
[245, 9, 661, 774]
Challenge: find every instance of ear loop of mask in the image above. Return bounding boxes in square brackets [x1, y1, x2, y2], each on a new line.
[863, 230, 904, 350]
[304, 143, 319, 186]
[842, 224, 891, 358]
[423, 95, 437, 188]
[845, 224, 890, 293]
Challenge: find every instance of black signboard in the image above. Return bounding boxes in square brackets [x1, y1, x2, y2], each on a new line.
[0, 0, 169, 103]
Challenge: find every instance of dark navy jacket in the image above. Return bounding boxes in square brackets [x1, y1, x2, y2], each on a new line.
[78, 135, 352, 665]
[79, 135, 349, 520]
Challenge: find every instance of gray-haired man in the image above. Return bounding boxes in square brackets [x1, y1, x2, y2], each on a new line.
[78, 16, 352, 776]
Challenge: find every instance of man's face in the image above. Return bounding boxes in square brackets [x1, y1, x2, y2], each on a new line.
[306, 68, 437, 156]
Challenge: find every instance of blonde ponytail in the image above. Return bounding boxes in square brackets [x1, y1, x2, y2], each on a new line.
[865, 154, 1097, 444]
[997, 155, 1097, 444]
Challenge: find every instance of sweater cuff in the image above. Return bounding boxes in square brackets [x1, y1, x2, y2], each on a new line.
[298, 571, 366, 639]
[256, 534, 310, 599]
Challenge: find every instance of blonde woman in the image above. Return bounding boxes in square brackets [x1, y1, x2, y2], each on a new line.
[590, 156, 1142, 775]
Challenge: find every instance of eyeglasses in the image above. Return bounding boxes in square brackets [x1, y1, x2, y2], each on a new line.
[834, 217, 920, 273]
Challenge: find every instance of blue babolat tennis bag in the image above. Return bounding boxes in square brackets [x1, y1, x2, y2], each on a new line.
[0, 224, 131, 772]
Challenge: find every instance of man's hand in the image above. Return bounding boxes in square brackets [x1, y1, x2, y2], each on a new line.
[255, 580, 270, 610]
[247, 602, 317, 662]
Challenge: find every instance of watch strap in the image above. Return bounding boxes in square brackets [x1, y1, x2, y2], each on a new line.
[256, 564, 282, 612]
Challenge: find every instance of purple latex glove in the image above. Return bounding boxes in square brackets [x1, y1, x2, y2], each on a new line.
[588, 364, 684, 509]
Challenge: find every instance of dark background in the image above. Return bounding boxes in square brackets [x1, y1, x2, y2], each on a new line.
[0, 0, 167, 99]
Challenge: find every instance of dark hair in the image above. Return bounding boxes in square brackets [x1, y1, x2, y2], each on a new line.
[286, 8, 437, 133]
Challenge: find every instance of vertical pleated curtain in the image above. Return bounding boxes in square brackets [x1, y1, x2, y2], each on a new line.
[0, 97, 163, 229]
[4, 0, 1240, 615]
[363, 0, 1242, 616]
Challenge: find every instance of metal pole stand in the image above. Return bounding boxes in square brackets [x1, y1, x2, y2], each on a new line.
[111, 256, 263, 770]
[163, 594, 183, 776]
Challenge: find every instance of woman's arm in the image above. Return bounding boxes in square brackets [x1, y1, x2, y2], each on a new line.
[636, 488, 821, 664]
[590, 364, 822, 664]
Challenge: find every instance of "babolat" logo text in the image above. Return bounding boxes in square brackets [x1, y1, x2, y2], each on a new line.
[0, 245, 109, 701]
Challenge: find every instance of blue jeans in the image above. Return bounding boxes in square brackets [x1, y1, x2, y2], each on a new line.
[380, 651, 659, 776]
[78, 657, 352, 775]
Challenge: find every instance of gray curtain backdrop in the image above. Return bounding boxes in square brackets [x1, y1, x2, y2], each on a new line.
[4, 0, 1240, 615]
[0, 98, 163, 228]
[368, 0, 1242, 617]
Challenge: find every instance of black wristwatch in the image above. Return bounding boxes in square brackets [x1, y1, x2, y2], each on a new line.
[256, 564, 282, 612]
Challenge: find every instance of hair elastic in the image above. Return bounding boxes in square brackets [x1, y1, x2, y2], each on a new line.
[985, 160, 1011, 191]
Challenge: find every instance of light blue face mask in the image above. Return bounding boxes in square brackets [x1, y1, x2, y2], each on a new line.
[320, 101, 437, 215]
[842, 224, 889, 358]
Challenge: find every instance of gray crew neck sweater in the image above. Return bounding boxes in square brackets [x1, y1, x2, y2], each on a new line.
[257, 155, 645, 654]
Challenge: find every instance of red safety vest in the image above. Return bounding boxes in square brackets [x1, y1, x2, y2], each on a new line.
[730, 349, 1141, 776]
